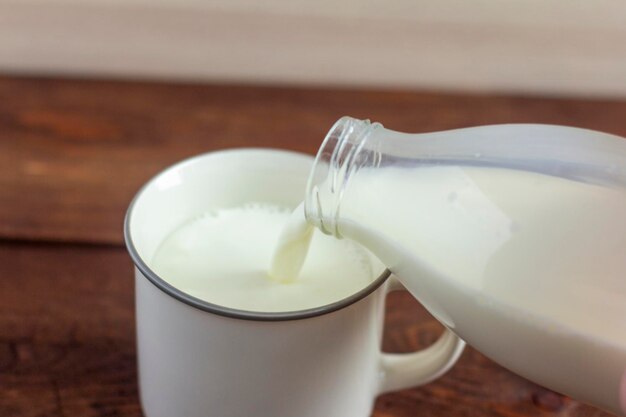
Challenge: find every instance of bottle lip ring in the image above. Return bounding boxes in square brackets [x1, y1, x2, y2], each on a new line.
[305, 116, 380, 236]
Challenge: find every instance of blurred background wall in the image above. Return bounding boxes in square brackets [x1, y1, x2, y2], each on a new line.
[0, 0, 625, 98]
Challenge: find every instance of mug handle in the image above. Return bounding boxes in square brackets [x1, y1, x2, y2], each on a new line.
[378, 276, 466, 394]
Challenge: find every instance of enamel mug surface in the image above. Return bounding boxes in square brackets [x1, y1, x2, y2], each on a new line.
[125, 149, 465, 417]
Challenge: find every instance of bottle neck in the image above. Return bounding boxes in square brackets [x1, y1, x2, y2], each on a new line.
[305, 116, 382, 237]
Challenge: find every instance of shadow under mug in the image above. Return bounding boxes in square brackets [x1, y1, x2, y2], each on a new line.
[124, 148, 465, 417]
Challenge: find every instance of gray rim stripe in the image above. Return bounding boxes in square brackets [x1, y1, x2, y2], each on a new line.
[123, 149, 391, 322]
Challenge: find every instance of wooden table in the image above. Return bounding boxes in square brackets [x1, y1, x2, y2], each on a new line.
[1, 75, 623, 417]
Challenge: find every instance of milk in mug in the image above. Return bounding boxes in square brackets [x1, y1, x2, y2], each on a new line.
[150, 203, 375, 312]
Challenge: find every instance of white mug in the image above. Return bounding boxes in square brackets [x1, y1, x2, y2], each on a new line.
[124, 149, 466, 417]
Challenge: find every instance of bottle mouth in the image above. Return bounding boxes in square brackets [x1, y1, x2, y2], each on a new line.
[305, 116, 380, 236]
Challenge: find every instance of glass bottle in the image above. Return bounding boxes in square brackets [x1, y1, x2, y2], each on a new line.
[304, 116, 626, 416]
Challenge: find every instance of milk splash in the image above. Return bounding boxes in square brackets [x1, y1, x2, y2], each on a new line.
[268, 203, 314, 283]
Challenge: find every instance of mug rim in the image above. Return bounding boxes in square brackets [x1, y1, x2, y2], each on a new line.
[124, 148, 391, 322]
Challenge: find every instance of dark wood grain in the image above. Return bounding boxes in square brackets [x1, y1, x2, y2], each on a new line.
[0, 75, 622, 417]
[2, 76, 626, 245]
[0, 242, 608, 417]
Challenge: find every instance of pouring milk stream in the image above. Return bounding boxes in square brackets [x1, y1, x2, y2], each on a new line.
[271, 117, 626, 416]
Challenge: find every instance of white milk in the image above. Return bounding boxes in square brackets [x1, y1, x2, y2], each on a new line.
[269, 202, 314, 283]
[338, 165, 626, 341]
[150, 203, 374, 312]
[277, 165, 626, 414]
